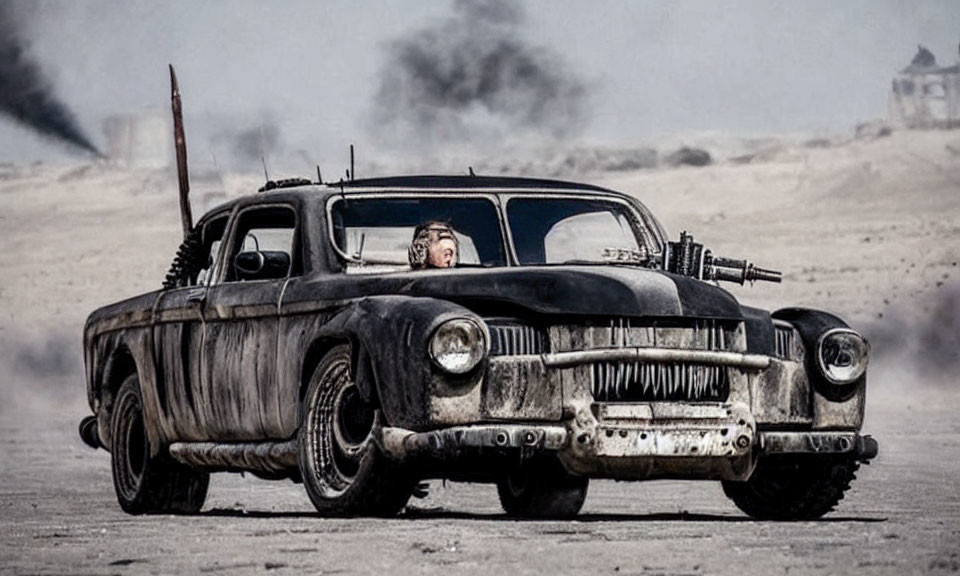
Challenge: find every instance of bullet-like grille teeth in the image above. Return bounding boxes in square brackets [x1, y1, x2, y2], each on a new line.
[590, 361, 729, 402]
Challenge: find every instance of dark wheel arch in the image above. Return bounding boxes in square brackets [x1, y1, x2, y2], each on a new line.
[98, 345, 138, 448]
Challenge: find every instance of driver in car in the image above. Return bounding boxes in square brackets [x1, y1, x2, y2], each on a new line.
[408, 221, 459, 269]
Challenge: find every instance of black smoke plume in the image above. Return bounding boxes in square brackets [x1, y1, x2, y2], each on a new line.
[209, 118, 283, 170]
[372, 0, 588, 147]
[229, 124, 281, 165]
[0, 3, 102, 156]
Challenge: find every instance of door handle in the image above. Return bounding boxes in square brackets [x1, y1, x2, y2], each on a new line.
[186, 289, 205, 304]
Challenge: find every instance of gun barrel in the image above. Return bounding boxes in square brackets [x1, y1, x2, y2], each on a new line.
[711, 267, 746, 284]
[747, 266, 782, 283]
[708, 261, 783, 284]
[711, 256, 747, 269]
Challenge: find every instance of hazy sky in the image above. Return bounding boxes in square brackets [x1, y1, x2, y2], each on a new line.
[2, 0, 959, 168]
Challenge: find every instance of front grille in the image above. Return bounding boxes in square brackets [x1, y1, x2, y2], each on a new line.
[489, 323, 545, 356]
[551, 318, 743, 354]
[773, 323, 796, 360]
[606, 317, 735, 351]
[591, 361, 729, 402]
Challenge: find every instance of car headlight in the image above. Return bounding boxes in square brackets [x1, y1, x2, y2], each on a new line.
[429, 318, 487, 374]
[816, 328, 869, 384]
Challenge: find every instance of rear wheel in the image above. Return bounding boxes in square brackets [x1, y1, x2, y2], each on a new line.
[298, 345, 415, 517]
[497, 459, 588, 519]
[110, 374, 209, 514]
[722, 455, 860, 520]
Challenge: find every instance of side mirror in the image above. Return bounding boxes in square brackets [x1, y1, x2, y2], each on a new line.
[234, 250, 290, 281]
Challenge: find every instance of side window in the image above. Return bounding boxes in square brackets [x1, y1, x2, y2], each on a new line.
[197, 217, 228, 286]
[162, 214, 228, 289]
[225, 206, 298, 282]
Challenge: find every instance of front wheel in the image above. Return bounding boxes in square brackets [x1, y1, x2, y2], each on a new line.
[298, 345, 415, 517]
[497, 459, 589, 519]
[721, 455, 860, 520]
[110, 374, 209, 514]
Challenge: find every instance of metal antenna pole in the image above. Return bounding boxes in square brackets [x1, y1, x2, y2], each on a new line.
[169, 65, 193, 240]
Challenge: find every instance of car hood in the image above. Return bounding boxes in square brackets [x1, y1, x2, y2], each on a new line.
[313, 266, 744, 319]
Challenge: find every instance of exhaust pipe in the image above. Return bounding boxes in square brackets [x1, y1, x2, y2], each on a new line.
[78, 415, 101, 450]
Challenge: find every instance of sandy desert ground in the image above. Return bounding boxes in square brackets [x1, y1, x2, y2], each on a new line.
[1, 127, 959, 574]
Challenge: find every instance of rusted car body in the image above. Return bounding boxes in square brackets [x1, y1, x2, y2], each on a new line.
[80, 175, 876, 519]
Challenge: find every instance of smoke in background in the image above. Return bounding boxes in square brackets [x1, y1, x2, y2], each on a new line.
[863, 282, 960, 386]
[0, 3, 101, 157]
[210, 118, 283, 170]
[372, 0, 588, 149]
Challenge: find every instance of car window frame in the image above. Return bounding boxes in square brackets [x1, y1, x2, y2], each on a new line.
[501, 193, 665, 267]
[324, 191, 509, 270]
[211, 202, 300, 285]
[194, 212, 231, 287]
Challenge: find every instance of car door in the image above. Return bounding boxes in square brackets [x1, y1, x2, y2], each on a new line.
[152, 213, 229, 441]
[199, 203, 299, 441]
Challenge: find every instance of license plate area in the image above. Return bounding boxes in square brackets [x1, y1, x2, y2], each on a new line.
[592, 402, 756, 457]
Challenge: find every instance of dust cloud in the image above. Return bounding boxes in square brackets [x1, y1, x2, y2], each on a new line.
[864, 283, 960, 388]
[0, 329, 83, 416]
[0, 3, 101, 157]
[371, 0, 588, 150]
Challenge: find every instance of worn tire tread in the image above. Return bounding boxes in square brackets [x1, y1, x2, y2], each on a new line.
[722, 455, 859, 520]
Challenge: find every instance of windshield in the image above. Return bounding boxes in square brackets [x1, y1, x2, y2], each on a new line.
[507, 197, 648, 265]
[330, 196, 506, 269]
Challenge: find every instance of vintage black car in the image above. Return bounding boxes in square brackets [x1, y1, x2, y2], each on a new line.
[79, 174, 876, 519]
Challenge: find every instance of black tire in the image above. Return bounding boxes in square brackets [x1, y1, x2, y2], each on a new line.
[110, 374, 209, 515]
[298, 345, 415, 517]
[497, 459, 588, 519]
[721, 455, 860, 520]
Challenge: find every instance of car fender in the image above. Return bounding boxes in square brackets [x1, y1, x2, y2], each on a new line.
[773, 307, 866, 428]
[287, 294, 484, 432]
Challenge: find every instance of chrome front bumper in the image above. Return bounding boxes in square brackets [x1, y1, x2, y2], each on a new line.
[377, 401, 877, 482]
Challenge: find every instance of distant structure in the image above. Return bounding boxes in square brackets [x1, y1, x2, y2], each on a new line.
[889, 45, 960, 128]
[102, 108, 172, 168]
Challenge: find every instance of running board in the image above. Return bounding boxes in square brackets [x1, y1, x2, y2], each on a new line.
[168, 440, 298, 474]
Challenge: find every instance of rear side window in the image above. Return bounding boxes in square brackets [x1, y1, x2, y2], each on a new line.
[224, 206, 299, 282]
[196, 217, 228, 286]
[163, 214, 228, 289]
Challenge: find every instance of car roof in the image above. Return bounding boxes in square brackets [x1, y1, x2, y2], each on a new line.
[339, 174, 615, 193]
[196, 174, 629, 224]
